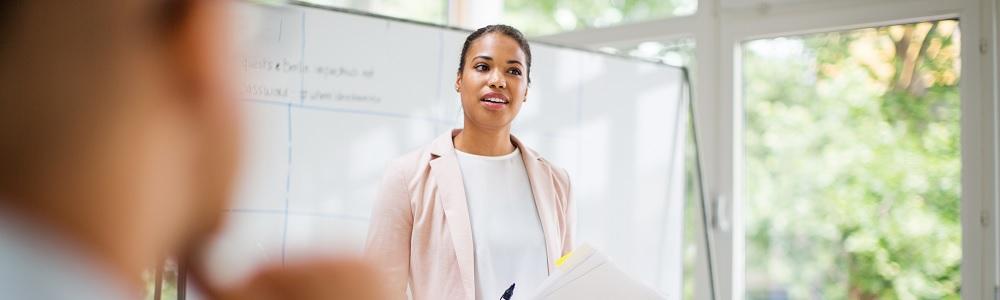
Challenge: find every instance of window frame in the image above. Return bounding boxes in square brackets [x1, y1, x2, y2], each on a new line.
[722, 1, 996, 299]
[540, 0, 998, 299]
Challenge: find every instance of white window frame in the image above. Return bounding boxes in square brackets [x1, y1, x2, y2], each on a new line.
[538, 0, 999, 299]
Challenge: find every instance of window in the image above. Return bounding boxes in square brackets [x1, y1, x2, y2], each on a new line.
[503, 0, 697, 36]
[743, 20, 961, 299]
[298, 0, 448, 25]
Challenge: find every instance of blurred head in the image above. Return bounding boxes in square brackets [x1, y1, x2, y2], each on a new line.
[0, 0, 240, 275]
[455, 25, 532, 132]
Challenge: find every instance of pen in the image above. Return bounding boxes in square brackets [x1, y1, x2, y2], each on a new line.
[501, 283, 515, 300]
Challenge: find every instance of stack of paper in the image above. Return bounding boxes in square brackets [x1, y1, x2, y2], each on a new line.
[530, 244, 665, 299]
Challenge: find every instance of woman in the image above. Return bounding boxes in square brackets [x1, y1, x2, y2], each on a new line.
[365, 25, 575, 300]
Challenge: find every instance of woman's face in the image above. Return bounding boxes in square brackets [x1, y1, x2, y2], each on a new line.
[455, 33, 529, 131]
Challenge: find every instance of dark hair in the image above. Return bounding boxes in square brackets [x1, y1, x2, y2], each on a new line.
[458, 24, 532, 84]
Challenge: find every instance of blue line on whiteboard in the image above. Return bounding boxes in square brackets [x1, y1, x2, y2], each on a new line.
[281, 103, 292, 265]
[243, 98, 443, 123]
[243, 98, 297, 106]
[225, 208, 369, 222]
[291, 104, 442, 123]
[286, 210, 369, 222]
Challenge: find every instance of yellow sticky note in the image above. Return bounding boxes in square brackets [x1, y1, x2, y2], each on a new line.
[555, 251, 573, 267]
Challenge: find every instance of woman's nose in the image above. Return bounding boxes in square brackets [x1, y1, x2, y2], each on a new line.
[488, 71, 506, 89]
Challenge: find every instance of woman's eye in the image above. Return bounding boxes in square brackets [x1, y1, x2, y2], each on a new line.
[508, 68, 523, 76]
[474, 64, 488, 72]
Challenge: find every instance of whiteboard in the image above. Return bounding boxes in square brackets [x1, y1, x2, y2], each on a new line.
[201, 2, 689, 298]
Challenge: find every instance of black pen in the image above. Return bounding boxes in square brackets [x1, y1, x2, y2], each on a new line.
[500, 283, 515, 300]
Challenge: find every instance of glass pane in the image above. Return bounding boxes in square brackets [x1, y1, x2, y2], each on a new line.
[743, 20, 961, 299]
[298, 0, 447, 25]
[504, 0, 697, 36]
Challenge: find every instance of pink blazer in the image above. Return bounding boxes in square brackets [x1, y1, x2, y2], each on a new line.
[365, 129, 575, 300]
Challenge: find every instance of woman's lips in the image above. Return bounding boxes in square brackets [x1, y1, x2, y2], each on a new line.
[479, 92, 509, 111]
[480, 99, 506, 110]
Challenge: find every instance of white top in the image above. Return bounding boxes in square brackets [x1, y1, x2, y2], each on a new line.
[0, 208, 134, 300]
[455, 147, 549, 300]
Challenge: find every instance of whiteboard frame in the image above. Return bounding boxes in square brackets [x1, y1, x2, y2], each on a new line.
[185, 1, 699, 298]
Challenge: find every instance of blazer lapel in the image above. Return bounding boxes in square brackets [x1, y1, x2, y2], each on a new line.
[427, 130, 476, 298]
[511, 135, 561, 273]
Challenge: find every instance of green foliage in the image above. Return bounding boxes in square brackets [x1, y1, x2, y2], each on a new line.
[744, 21, 961, 299]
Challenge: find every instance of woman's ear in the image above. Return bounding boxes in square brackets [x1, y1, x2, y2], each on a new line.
[455, 73, 462, 92]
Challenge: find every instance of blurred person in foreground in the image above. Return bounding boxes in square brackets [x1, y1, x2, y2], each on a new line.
[0, 1, 381, 299]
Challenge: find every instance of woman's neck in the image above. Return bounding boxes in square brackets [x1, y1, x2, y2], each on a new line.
[454, 124, 515, 157]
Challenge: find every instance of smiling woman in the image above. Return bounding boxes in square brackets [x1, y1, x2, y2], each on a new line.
[364, 25, 575, 300]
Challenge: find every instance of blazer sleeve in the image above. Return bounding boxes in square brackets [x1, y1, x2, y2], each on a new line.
[364, 162, 413, 299]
